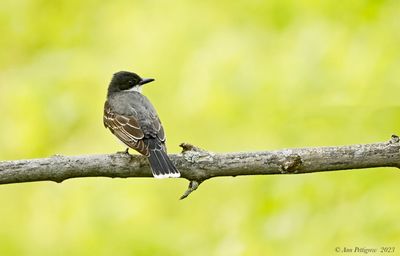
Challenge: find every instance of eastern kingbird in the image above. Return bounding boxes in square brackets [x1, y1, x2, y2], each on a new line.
[103, 71, 180, 178]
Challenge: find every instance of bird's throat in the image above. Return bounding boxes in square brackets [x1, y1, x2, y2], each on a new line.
[127, 86, 142, 93]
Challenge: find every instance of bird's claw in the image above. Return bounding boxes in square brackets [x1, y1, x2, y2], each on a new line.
[116, 148, 131, 155]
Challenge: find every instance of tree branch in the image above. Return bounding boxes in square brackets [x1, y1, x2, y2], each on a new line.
[0, 135, 399, 199]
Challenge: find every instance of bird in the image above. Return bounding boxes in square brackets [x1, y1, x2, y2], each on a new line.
[103, 71, 180, 178]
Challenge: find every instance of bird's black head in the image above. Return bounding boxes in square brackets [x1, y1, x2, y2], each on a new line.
[108, 71, 154, 94]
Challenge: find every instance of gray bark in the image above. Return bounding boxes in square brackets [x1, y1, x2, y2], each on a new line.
[1, 135, 399, 199]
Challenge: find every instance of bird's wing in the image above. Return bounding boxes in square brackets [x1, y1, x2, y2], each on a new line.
[152, 115, 167, 151]
[103, 105, 149, 156]
[151, 115, 165, 142]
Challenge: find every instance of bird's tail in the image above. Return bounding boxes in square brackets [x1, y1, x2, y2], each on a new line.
[147, 139, 180, 178]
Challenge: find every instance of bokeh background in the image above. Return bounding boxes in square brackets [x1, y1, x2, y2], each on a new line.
[1, 0, 400, 255]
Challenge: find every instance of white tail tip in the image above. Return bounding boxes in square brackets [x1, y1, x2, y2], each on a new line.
[153, 172, 181, 179]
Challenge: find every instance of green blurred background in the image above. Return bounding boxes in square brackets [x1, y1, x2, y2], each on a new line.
[1, 0, 400, 255]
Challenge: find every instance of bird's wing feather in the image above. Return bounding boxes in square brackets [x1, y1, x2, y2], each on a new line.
[152, 116, 165, 142]
[141, 115, 167, 151]
[103, 104, 149, 156]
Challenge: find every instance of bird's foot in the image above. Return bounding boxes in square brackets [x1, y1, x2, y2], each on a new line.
[116, 148, 131, 156]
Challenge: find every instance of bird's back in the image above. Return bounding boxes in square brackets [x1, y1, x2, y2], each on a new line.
[106, 91, 162, 138]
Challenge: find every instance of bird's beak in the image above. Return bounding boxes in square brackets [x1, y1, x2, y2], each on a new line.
[139, 78, 155, 85]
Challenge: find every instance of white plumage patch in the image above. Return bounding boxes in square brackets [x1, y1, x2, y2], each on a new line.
[127, 85, 142, 93]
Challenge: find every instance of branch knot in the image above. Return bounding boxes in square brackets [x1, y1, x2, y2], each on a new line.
[179, 143, 214, 164]
[389, 134, 399, 144]
[280, 154, 303, 173]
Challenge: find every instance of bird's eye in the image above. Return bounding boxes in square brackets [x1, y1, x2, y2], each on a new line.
[128, 80, 134, 85]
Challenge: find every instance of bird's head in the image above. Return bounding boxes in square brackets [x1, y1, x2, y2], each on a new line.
[108, 71, 154, 94]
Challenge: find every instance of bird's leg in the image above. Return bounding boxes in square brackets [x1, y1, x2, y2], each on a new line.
[117, 147, 131, 155]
